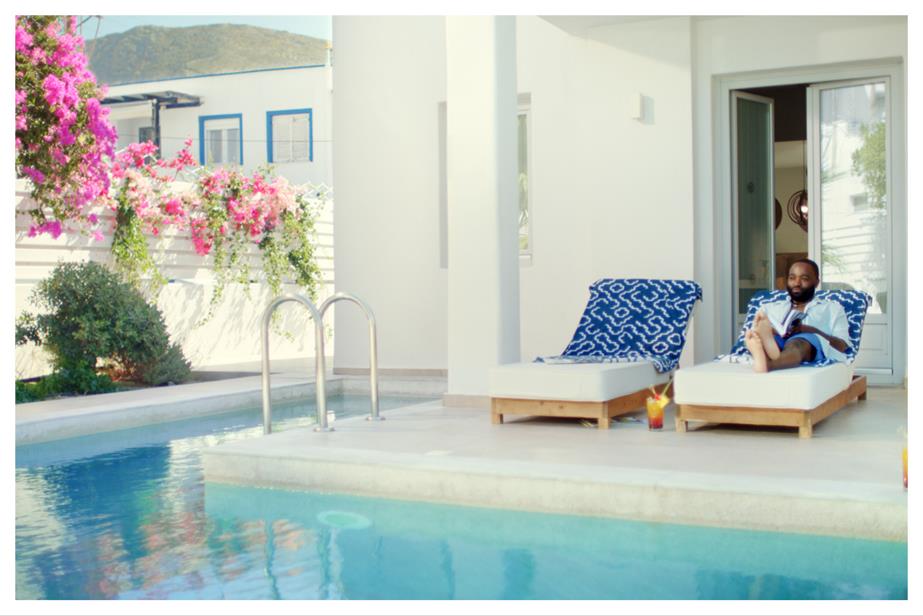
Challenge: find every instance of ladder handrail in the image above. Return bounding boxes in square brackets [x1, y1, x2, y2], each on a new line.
[319, 292, 381, 421]
[261, 294, 331, 434]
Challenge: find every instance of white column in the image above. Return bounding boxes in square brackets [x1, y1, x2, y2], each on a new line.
[445, 16, 520, 398]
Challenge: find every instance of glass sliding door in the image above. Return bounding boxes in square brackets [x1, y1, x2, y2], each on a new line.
[808, 79, 891, 371]
[731, 92, 776, 329]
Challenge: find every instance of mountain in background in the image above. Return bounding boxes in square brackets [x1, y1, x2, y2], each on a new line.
[86, 24, 329, 85]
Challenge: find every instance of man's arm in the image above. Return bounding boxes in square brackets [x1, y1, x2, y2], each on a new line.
[795, 323, 849, 352]
[793, 304, 850, 353]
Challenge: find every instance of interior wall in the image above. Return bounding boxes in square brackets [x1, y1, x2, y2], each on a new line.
[773, 155, 809, 255]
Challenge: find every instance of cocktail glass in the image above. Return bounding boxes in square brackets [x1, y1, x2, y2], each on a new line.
[645, 395, 668, 430]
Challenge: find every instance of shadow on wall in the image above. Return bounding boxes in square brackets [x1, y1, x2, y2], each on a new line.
[162, 281, 327, 368]
[16, 282, 328, 379]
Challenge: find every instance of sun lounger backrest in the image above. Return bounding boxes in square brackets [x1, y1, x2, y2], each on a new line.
[728, 289, 872, 364]
[548, 278, 702, 373]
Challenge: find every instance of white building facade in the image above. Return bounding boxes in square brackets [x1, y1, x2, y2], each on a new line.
[104, 64, 333, 186]
[331, 16, 908, 395]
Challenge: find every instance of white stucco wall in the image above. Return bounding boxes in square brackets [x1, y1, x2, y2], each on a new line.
[332, 17, 449, 373]
[332, 16, 696, 376]
[105, 66, 333, 187]
[516, 16, 696, 362]
[331, 15, 906, 387]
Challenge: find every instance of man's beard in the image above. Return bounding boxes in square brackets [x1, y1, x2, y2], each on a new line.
[788, 284, 816, 303]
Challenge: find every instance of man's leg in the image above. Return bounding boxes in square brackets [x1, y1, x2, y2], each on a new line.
[766, 338, 815, 372]
[746, 332, 814, 373]
[745, 329, 769, 373]
[753, 311, 782, 360]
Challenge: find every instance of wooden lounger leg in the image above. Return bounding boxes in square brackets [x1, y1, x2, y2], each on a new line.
[799, 414, 813, 439]
[675, 406, 688, 432]
[599, 414, 610, 430]
[490, 399, 504, 424]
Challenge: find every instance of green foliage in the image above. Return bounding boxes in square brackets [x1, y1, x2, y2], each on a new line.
[280, 194, 322, 297]
[136, 343, 192, 387]
[851, 121, 887, 210]
[17, 261, 191, 391]
[16, 16, 116, 232]
[194, 177, 323, 327]
[85, 24, 329, 85]
[110, 186, 167, 295]
[16, 367, 116, 403]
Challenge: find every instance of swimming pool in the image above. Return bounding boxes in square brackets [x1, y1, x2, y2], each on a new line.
[15, 394, 907, 600]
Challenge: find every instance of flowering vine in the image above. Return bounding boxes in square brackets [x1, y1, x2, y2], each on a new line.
[16, 15, 324, 323]
[109, 139, 323, 317]
[15, 15, 117, 237]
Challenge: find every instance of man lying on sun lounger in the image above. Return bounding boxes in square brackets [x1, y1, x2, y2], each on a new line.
[744, 258, 851, 373]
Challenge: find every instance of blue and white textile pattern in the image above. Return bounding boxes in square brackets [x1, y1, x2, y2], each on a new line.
[537, 279, 702, 373]
[726, 289, 872, 366]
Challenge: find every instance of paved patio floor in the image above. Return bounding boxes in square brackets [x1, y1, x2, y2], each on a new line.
[203, 386, 907, 541]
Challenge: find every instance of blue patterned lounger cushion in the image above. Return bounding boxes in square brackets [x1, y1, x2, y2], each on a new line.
[724, 289, 872, 366]
[536, 278, 702, 373]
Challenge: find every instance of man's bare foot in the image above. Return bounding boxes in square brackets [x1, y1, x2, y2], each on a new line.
[745, 330, 769, 373]
[753, 313, 782, 360]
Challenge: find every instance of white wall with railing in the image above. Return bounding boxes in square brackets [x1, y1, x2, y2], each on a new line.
[15, 179, 335, 379]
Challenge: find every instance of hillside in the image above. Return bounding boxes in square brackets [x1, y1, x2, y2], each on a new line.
[86, 24, 329, 85]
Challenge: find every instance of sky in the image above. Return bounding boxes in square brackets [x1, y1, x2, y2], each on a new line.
[78, 15, 332, 41]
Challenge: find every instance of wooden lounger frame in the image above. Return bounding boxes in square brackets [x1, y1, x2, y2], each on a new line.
[490, 384, 672, 430]
[675, 375, 867, 439]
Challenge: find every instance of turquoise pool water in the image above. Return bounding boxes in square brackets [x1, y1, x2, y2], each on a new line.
[16, 394, 907, 600]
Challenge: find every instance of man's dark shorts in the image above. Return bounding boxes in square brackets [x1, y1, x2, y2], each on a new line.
[773, 333, 827, 365]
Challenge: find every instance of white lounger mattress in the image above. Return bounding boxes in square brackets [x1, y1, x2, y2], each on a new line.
[674, 361, 853, 410]
[489, 361, 670, 403]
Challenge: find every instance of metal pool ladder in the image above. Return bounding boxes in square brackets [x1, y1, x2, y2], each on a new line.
[319, 292, 381, 422]
[260, 292, 381, 435]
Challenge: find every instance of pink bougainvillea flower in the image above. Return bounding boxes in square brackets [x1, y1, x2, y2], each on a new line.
[16, 16, 118, 237]
[21, 166, 45, 184]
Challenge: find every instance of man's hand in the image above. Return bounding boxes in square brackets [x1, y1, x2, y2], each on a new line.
[791, 323, 848, 352]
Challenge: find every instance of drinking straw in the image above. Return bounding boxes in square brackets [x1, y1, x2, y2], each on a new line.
[660, 374, 675, 398]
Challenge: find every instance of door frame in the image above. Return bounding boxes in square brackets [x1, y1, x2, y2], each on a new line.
[730, 91, 776, 328]
[713, 59, 906, 385]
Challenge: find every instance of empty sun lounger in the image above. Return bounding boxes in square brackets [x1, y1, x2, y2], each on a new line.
[489, 278, 701, 429]
[674, 289, 871, 438]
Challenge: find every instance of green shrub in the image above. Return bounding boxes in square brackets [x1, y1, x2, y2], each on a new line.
[137, 342, 192, 386]
[16, 368, 117, 403]
[17, 261, 191, 389]
[15, 381, 40, 403]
